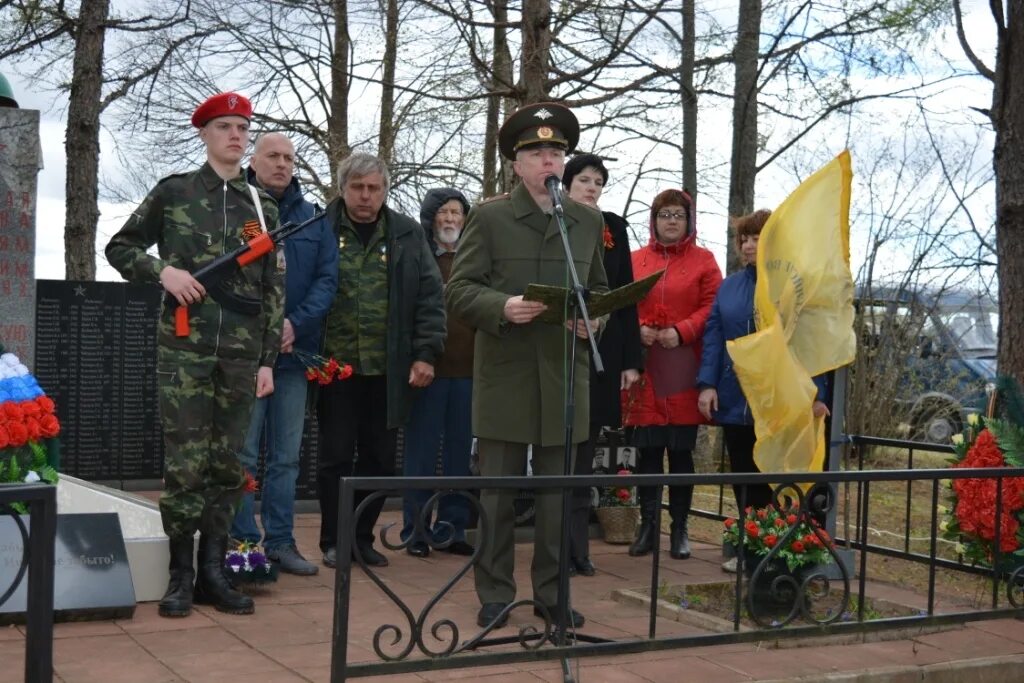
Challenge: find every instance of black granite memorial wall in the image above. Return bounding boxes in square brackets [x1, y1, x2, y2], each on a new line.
[35, 280, 163, 482]
[34, 279, 321, 497]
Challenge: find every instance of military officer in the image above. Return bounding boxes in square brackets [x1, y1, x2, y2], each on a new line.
[446, 102, 609, 629]
[106, 92, 285, 618]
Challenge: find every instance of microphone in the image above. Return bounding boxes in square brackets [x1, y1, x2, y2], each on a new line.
[544, 174, 565, 215]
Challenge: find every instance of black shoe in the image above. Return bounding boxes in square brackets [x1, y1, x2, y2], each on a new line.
[669, 526, 691, 560]
[158, 537, 195, 618]
[267, 545, 319, 576]
[407, 541, 430, 558]
[322, 547, 337, 568]
[477, 602, 510, 628]
[442, 540, 475, 556]
[193, 533, 255, 615]
[354, 544, 389, 567]
[573, 557, 596, 577]
[628, 523, 656, 557]
[533, 605, 585, 628]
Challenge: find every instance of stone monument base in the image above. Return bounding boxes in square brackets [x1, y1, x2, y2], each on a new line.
[57, 475, 168, 602]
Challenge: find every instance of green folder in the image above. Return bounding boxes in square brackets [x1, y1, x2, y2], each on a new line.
[523, 269, 664, 325]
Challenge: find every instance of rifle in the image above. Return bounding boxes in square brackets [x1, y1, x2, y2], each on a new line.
[166, 211, 326, 337]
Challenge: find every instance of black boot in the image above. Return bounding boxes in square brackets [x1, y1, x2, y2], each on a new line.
[628, 500, 659, 557]
[668, 483, 693, 560]
[669, 523, 691, 559]
[193, 533, 255, 615]
[158, 536, 195, 618]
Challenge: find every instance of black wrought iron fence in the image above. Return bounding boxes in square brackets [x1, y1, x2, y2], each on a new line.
[0, 482, 58, 683]
[329, 467, 1024, 681]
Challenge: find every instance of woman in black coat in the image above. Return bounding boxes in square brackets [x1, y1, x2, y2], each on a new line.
[563, 154, 644, 575]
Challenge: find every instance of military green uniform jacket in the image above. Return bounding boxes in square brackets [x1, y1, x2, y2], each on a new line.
[322, 197, 447, 429]
[106, 162, 284, 367]
[446, 182, 609, 446]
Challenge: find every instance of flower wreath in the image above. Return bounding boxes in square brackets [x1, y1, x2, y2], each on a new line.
[0, 343, 61, 513]
[942, 404, 1024, 567]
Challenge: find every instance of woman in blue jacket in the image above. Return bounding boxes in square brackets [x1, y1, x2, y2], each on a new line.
[695, 210, 829, 571]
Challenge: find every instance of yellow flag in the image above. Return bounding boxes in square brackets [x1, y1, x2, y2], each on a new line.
[726, 150, 856, 475]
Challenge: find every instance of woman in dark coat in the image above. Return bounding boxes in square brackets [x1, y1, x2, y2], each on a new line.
[696, 209, 830, 572]
[563, 154, 643, 576]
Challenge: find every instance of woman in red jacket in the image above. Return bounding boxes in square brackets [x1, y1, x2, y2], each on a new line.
[622, 189, 722, 559]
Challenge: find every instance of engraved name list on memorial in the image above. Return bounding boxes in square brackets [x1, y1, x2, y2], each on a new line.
[34, 280, 163, 481]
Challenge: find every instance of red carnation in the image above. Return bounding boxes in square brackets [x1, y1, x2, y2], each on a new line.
[756, 508, 768, 520]
[23, 416, 41, 441]
[338, 364, 354, 380]
[745, 520, 760, 538]
[787, 514, 798, 524]
[774, 517, 785, 528]
[0, 425, 9, 449]
[2, 402, 24, 422]
[791, 540, 805, 553]
[724, 517, 736, 528]
[39, 414, 60, 439]
[20, 401, 41, 419]
[35, 396, 55, 414]
[764, 534, 778, 548]
[243, 471, 258, 493]
[616, 488, 631, 502]
[7, 422, 29, 447]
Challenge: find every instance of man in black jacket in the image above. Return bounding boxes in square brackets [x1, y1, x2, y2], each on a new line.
[317, 152, 446, 568]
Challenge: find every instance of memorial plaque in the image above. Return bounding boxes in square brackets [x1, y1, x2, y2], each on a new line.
[34, 280, 163, 481]
[0, 512, 135, 624]
[0, 108, 41, 368]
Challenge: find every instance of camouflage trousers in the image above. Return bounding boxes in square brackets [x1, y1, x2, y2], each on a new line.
[157, 346, 258, 539]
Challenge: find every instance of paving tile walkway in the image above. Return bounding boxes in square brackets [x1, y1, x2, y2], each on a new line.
[3, 509, 1023, 682]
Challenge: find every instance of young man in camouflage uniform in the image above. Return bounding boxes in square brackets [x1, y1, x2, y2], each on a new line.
[317, 152, 446, 569]
[106, 93, 284, 618]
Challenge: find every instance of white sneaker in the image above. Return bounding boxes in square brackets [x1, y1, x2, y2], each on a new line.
[721, 557, 738, 573]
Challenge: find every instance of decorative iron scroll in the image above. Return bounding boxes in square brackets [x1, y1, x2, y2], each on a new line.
[350, 490, 553, 661]
[0, 504, 30, 609]
[743, 482, 851, 629]
[1007, 565, 1024, 607]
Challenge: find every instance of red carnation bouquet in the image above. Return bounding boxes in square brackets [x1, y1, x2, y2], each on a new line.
[942, 408, 1024, 566]
[598, 468, 637, 507]
[723, 503, 836, 571]
[293, 350, 354, 386]
[0, 343, 61, 512]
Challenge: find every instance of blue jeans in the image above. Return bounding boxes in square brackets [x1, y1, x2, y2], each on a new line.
[231, 368, 309, 550]
[401, 377, 473, 544]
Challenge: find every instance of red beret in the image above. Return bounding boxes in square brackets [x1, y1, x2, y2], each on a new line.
[191, 92, 252, 128]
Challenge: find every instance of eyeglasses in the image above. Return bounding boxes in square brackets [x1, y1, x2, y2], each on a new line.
[656, 211, 687, 220]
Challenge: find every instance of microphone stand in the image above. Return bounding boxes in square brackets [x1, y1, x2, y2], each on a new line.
[544, 175, 607, 683]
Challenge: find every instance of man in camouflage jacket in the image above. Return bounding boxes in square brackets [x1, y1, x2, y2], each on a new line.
[317, 152, 446, 569]
[106, 93, 284, 618]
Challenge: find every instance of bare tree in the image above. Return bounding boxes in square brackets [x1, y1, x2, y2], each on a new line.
[953, 0, 1024, 384]
[1, 0, 205, 279]
[727, 0, 761, 274]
